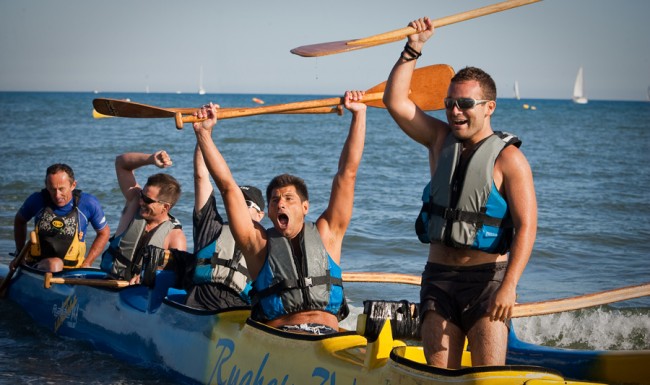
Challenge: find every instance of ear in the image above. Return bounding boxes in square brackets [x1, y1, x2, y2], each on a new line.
[71, 180, 78, 190]
[485, 100, 497, 117]
[303, 200, 309, 215]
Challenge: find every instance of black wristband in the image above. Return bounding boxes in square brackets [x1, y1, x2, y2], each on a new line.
[400, 42, 422, 61]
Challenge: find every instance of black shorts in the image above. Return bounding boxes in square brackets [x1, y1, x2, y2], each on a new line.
[419, 261, 507, 333]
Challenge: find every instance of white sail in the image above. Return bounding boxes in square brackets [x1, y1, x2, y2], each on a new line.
[514, 81, 520, 100]
[572, 67, 588, 104]
[198, 66, 206, 95]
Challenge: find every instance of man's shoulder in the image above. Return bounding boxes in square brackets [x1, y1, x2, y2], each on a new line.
[76, 192, 106, 214]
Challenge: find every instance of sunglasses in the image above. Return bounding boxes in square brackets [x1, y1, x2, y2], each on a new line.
[246, 200, 262, 212]
[444, 97, 492, 110]
[140, 190, 168, 205]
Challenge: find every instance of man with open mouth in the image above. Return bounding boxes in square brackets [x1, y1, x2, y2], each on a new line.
[192, 90, 367, 334]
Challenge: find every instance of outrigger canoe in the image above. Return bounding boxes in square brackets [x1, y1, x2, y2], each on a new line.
[0, 263, 642, 385]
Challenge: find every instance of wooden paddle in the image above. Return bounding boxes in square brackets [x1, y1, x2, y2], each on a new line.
[291, 0, 541, 57]
[92, 106, 344, 119]
[43, 272, 131, 289]
[342, 272, 650, 318]
[0, 241, 31, 298]
[92, 64, 454, 129]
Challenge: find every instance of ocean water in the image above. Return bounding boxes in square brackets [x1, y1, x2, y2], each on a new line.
[0, 92, 649, 384]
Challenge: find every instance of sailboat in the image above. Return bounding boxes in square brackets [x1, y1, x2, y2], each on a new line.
[514, 80, 520, 100]
[572, 67, 588, 104]
[198, 66, 206, 95]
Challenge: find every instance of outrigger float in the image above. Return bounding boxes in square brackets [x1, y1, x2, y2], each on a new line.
[1, 263, 648, 385]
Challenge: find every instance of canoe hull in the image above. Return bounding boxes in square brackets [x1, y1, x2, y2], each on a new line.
[1, 265, 606, 385]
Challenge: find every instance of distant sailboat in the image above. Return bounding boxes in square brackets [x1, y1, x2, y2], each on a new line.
[572, 67, 588, 104]
[198, 66, 206, 95]
[513, 81, 520, 100]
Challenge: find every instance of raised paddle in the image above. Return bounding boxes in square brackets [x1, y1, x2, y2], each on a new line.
[92, 106, 344, 120]
[0, 241, 31, 298]
[93, 63, 454, 129]
[291, 0, 541, 57]
[342, 272, 650, 318]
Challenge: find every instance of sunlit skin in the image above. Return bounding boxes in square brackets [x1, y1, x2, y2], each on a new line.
[45, 171, 77, 208]
[268, 186, 309, 239]
[192, 90, 367, 331]
[445, 80, 496, 146]
[138, 185, 171, 228]
[383, 16, 537, 368]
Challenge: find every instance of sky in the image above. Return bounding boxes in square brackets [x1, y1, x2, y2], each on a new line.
[1, 0, 649, 101]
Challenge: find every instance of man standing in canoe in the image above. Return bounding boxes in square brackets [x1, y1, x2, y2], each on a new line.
[14, 163, 111, 272]
[100, 150, 187, 283]
[191, 90, 367, 334]
[383, 18, 537, 367]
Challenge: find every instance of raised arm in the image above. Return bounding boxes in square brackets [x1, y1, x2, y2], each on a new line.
[114, 151, 173, 200]
[192, 103, 267, 277]
[317, 91, 367, 264]
[113, 150, 173, 234]
[383, 17, 448, 147]
[193, 144, 214, 214]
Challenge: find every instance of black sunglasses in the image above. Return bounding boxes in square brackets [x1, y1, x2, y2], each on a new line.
[444, 97, 492, 110]
[140, 190, 168, 205]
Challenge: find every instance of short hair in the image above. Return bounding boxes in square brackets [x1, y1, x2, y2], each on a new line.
[45, 163, 75, 183]
[146, 173, 181, 207]
[266, 174, 309, 203]
[451, 66, 497, 101]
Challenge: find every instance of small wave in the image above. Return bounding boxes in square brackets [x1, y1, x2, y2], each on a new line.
[513, 306, 650, 350]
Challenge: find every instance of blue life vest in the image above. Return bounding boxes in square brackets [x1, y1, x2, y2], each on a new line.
[193, 224, 252, 303]
[415, 131, 521, 254]
[251, 222, 348, 322]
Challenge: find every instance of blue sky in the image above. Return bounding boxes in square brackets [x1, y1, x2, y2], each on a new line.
[1, 0, 649, 101]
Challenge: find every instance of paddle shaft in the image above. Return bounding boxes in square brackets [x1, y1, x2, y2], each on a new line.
[173, 92, 383, 128]
[351, 0, 542, 46]
[93, 106, 344, 119]
[342, 272, 650, 318]
[44, 272, 131, 289]
[0, 241, 30, 297]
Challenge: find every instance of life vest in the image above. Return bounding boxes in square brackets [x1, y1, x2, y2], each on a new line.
[251, 222, 348, 322]
[100, 213, 180, 280]
[415, 131, 521, 254]
[30, 189, 85, 268]
[193, 224, 252, 302]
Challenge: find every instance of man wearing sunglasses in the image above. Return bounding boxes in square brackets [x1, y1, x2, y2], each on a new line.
[184, 143, 265, 311]
[100, 150, 187, 282]
[191, 90, 366, 334]
[383, 18, 537, 368]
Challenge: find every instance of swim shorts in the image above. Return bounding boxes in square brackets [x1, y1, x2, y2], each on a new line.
[278, 323, 338, 335]
[419, 261, 507, 333]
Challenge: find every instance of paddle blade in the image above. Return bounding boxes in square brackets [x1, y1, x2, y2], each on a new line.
[364, 64, 454, 111]
[93, 98, 176, 119]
